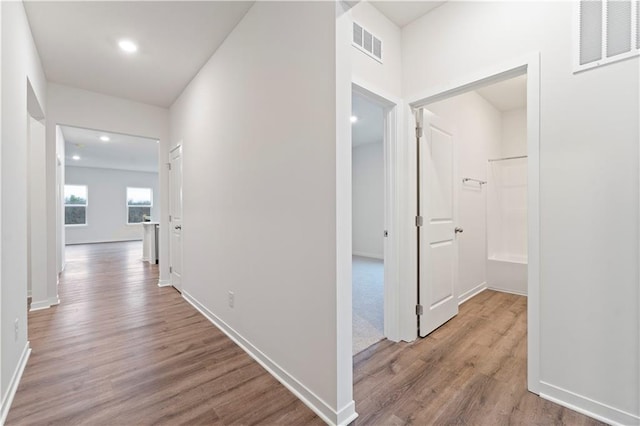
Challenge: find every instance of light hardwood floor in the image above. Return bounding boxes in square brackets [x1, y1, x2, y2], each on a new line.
[7, 242, 322, 425]
[7, 242, 602, 425]
[353, 290, 603, 425]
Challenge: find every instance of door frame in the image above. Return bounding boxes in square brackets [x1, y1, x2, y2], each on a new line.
[404, 52, 541, 394]
[351, 78, 404, 342]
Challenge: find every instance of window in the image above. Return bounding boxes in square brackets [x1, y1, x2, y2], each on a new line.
[575, 0, 640, 72]
[127, 187, 152, 224]
[64, 185, 88, 225]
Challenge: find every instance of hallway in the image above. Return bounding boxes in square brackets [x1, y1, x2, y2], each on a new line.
[7, 243, 606, 425]
[7, 242, 321, 425]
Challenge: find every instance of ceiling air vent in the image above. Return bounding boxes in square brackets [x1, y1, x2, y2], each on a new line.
[352, 21, 382, 63]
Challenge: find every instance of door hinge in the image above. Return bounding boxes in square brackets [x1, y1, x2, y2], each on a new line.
[416, 125, 423, 138]
[169, 215, 172, 222]
[416, 304, 424, 316]
[167, 163, 172, 170]
[169, 266, 173, 273]
[415, 216, 423, 227]
[383, 230, 388, 237]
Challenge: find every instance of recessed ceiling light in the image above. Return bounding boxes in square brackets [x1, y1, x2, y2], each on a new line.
[72, 155, 80, 161]
[118, 39, 138, 54]
[350, 115, 358, 123]
[100, 135, 110, 142]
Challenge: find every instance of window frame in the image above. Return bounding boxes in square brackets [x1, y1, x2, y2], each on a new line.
[64, 184, 88, 227]
[126, 187, 153, 225]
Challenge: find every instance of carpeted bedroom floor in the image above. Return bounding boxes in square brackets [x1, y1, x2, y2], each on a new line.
[352, 255, 384, 355]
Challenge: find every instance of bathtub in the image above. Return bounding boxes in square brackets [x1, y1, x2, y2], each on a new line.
[487, 255, 527, 296]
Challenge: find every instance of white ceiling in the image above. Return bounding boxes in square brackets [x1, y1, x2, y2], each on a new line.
[476, 74, 527, 112]
[62, 126, 159, 173]
[370, 1, 446, 28]
[352, 92, 385, 147]
[23, 1, 254, 107]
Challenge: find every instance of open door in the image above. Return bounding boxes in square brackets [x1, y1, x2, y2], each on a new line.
[169, 145, 183, 292]
[417, 109, 459, 337]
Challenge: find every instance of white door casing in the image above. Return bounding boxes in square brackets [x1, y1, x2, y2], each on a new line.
[169, 145, 183, 293]
[417, 109, 459, 337]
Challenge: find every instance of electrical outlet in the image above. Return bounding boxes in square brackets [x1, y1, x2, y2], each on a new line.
[14, 318, 19, 341]
[228, 291, 235, 308]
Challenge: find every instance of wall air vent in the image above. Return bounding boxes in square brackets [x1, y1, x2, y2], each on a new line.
[352, 21, 383, 63]
[575, 0, 639, 72]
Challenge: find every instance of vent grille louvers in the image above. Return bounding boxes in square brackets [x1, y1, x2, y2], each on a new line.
[352, 21, 383, 62]
[576, 0, 639, 72]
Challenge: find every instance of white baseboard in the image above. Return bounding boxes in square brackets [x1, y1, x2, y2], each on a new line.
[30, 300, 51, 311]
[487, 286, 527, 297]
[352, 251, 383, 260]
[182, 290, 356, 426]
[29, 296, 60, 311]
[540, 381, 639, 425]
[458, 282, 487, 305]
[157, 279, 171, 287]
[66, 238, 142, 246]
[0, 342, 31, 424]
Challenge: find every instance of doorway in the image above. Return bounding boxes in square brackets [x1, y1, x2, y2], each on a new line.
[416, 73, 529, 337]
[407, 55, 540, 392]
[59, 125, 161, 271]
[350, 81, 404, 352]
[351, 92, 386, 354]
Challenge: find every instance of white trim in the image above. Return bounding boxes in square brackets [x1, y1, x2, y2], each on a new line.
[157, 279, 171, 287]
[458, 282, 487, 305]
[29, 296, 60, 311]
[351, 79, 405, 343]
[182, 290, 356, 426]
[352, 251, 383, 260]
[486, 286, 528, 297]
[29, 300, 50, 311]
[540, 381, 640, 426]
[65, 238, 142, 245]
[405, 52, 541, 395]
[0, 342, 31, 424]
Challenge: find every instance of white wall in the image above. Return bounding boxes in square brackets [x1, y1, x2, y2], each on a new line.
[169, 2, 354, 424]
[427, 91, 502, 303]
[351, 2, 402, 99]
[403, 1, 639, 422]
[46, 84, 170, 285]
[65, 166, 159, 245]
[501, 107, 527, 158]
[352, 142, 384, 259]
[0, 0, 47, 418]
[488, 107, 528, 264]
[28, 117, 49, 309]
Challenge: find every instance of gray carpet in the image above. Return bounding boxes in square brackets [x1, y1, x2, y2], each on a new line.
[352, 255, 384, 355]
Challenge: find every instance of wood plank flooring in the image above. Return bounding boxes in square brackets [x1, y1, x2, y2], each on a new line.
[6, 242, 322, 426]
[353, 290, 604, 426]
[7, 242, 603, 425]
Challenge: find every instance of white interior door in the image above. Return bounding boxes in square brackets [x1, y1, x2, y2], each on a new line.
[417, 109, 459, 337]
[169, 145, 183, 292]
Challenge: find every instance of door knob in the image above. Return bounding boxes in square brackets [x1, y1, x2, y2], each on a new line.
[455, 227, 463, 234]
[175, 225, 182, 230]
